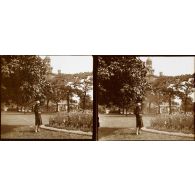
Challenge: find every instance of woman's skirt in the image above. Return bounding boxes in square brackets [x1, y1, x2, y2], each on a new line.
[35, 113, 42, 126]
[136, 115, 143, 128]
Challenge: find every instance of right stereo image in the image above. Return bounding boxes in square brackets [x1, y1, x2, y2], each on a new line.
[96, 56, 195, 141]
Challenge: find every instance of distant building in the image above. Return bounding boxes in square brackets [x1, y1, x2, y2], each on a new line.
[58, 69, 61, 75]
[146, 57, 154, 76]
[159, 72, 163, 77]
[145, 57, 158, 83]
[45, 56, 55, 80]
[144, 57, 181, 114]
[56, 100, 79, 112]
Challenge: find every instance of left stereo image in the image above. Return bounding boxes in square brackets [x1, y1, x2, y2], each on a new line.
[0, 55, 94, 140]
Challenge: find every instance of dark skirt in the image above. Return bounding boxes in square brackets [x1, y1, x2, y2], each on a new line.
[35, 113, 42, 125]
[136, 115, 143, 128]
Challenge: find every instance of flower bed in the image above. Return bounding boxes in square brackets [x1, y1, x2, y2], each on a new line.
[150, 113, 194, 134]
[47, 111, 93, 132]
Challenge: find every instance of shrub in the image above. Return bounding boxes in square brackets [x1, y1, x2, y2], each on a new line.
[48, 111, 93, 132]
[150, 113, 194, 134]
[98, 105, 106, 114]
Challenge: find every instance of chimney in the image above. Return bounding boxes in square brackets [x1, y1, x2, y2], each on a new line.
[48, 67, 53, 74]
[58, 69, 61, 75]
[159, 72, 163, 77]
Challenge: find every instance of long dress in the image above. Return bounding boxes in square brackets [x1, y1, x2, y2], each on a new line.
[134, 106, 143, 128]
[34, 104, 42, 126]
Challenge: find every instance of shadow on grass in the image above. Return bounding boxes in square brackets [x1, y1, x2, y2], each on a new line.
[98, 127, 136, 139]
[1, 125, 92, 140]
[98, 127, 194, 141]
[1, 125, 34, 134]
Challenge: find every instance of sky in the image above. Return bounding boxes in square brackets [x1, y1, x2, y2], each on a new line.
[42, 56, 194, 76]
[43, 56, 93, 74]
[140, 57, 195, 76]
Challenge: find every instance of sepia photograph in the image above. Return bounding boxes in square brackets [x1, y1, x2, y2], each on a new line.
[1, 55, 93, 140]
[1, 2, 195, 195]
[97, 56, 195, 140]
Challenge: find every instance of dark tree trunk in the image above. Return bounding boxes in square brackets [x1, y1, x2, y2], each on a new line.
[67, 94, 70, 113]
[118, 108, 121, 114]
[158, 104, 161, 114]
[47, 99, 49, 111]
[56, 103, 58, 112]
[17, 103, 19, 112]
[184, 96, 187, 114]
[169, 97, 172, 114]
[83, 92, 86, 112]
[148, 102, 151, 113]
[157, 94, 161, 114]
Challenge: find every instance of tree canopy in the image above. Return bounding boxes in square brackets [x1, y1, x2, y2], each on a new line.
[1, 56, 50, 106]
[98, 56, 150, 109]
[149, 74, 194, 114]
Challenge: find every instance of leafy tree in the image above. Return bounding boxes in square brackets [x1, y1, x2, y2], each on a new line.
[163, 85, 178, 114]
[181, 97, 193, 113]
[176, 78, 194, 113]
[48, 78, 75, 112]
[64, 85, 75, 113]
[1, 56, 50, 109]
[148, 75, 194, 114]
[74, 77, 93, 112]
[144, 76, 168, 114]
[98, 56, 149, 112]
[50, 72, 93, 112]
[78, 94, 93, 110]
[150, 76, 180, 114]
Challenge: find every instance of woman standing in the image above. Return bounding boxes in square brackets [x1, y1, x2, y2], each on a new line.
[34, 100, 42, 132]
[134, 102, 143, 135]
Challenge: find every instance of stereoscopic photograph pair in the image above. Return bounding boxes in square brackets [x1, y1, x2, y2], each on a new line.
[1, 55, 194, 140]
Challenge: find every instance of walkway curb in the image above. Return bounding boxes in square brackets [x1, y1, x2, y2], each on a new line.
[40, 125, 92, 136]
[142, 127, 194, 138]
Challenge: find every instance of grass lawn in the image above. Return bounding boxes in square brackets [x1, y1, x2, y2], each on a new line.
[98, 128, 194, 140]
[98, 114, 194, 140]
[99, 114, 152, 128]
[1, 112, 92, 140]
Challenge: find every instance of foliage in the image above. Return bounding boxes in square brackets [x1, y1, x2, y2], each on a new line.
[48, 111, 93, 132]
[176, 78, 194, 113]
[98, 105, 107, 114]
[148, 74, 194, 114]
[46, 75, 76, 112]
[181, 97, 194, 112]
[98, 56, 150, 109]
[1, 56, 50, 106]
[55, 72, 92, 83]
[48, 74, 93, 112]
[74, 76, 93, 111]
[150, 113, 194, 134]
[78, 95, 93, 110]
